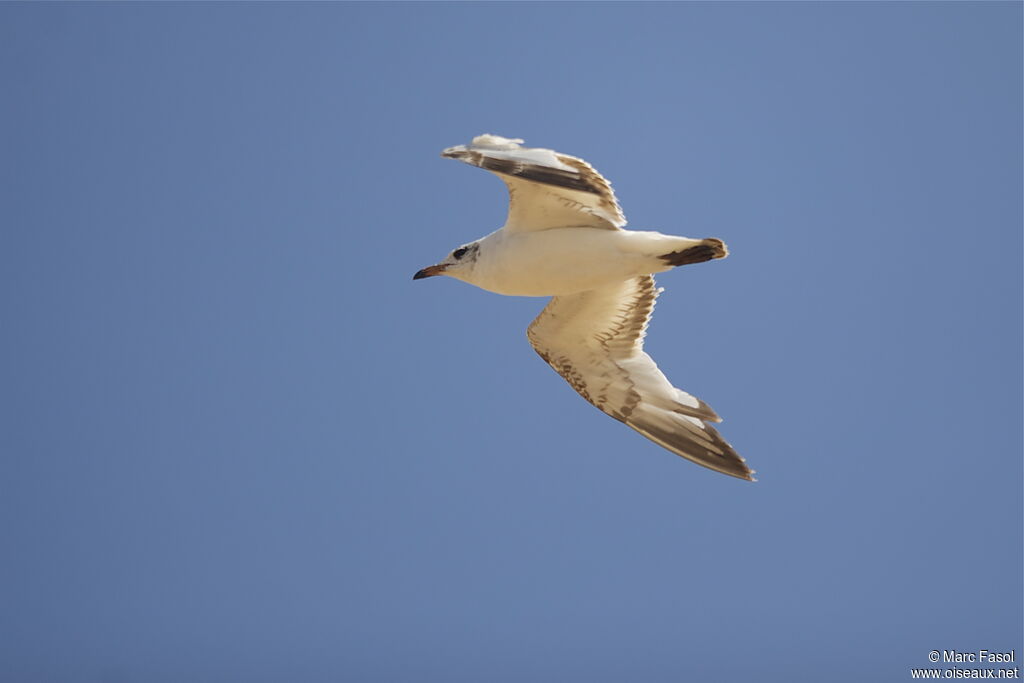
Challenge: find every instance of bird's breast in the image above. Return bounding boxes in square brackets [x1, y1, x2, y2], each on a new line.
[467, 228, 651, 297]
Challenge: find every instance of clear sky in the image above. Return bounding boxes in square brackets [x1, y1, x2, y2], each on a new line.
[2, 3, 1021, 682]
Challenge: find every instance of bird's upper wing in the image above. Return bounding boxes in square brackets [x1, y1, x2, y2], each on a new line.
[527, 275, 752, 480]
[442, 134, 626, 232]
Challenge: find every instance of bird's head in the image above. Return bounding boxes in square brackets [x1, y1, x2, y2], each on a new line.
[413, 242, 479, 283]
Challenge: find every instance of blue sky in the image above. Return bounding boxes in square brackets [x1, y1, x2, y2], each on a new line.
[2, 3, 1021, 681]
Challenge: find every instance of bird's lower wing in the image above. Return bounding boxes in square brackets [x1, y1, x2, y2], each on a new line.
[527, 276, 753, 481]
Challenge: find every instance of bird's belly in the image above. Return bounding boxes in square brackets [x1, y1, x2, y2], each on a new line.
[472, 229, 651, 297]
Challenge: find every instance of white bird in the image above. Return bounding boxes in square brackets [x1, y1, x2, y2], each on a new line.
[415, 134, 752, 481]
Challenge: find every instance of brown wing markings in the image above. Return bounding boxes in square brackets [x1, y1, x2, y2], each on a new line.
[555, 154, 624, 224]
[444, 148, 600, 195]
[529, 277, 656, 423]
[443, 139, 627, 230]
[527, 277, 752, 480]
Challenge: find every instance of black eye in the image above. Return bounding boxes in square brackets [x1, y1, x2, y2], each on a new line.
[452, 247, 468, 260]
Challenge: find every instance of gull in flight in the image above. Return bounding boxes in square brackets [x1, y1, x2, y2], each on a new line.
[415, 134, 752, 481]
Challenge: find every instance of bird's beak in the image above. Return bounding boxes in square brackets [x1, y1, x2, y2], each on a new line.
[413, 264, 447, 280]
